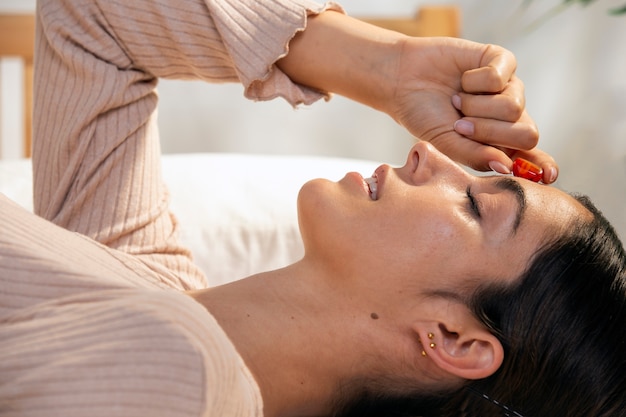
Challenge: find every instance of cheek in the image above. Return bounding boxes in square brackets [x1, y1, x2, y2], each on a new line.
[372, 210, 468, 273]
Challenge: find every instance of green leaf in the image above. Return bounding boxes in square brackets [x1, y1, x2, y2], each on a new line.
[525, 0, 626, 15]
[609, 4, 626, 14]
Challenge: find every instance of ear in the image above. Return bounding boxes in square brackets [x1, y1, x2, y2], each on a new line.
[414, 304, 504, 380]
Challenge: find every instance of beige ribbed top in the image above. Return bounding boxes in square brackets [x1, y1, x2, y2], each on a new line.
[0, 0, 342, 415]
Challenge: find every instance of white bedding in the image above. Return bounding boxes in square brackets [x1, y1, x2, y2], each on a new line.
[0, 153, 379, 286]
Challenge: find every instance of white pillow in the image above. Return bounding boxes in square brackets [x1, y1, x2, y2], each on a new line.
[0, 158, 34, 212]
[0, 154, 379, 286]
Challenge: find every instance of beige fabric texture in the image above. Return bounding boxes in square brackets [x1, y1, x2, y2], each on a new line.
[0, 0, 342, 415]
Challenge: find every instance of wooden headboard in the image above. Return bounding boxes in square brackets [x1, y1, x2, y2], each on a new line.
[0, 6, 460, 158]
[0, 14, 36, 158]
[359, 6, 460, 38]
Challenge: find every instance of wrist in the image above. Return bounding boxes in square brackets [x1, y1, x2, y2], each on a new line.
[277, 11, 406, 111]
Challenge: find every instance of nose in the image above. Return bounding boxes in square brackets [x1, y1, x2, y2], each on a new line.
[403, 141, 470, 185]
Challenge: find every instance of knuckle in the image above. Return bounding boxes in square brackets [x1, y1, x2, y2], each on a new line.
[485, 68, 507, 92]
[517, 125, 539, 149]
[525, 124, 540, 148]
[502, 96, 525, 120]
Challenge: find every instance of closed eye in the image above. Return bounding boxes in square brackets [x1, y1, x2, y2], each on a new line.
[466, 186, 482, 219]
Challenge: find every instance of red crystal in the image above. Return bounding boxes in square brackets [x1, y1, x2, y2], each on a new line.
[512, 158, 543, 182]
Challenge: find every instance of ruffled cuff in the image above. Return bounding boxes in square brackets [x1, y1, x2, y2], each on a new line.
[208, 0, 345, 106]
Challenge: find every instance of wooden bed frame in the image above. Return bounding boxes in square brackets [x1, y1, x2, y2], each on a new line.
[360, 6, 460, 38]
[0, 6, 460, 158]
[0, 14, 36, 158]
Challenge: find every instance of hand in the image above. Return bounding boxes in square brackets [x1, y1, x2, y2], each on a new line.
[386, 37, 558, 183]
[277, 12, 558, 184]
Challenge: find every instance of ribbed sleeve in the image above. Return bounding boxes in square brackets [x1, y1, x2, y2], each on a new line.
[207, 0, 344, 103]
[0, 194, 177, 316]
[34, 0, 210, 291]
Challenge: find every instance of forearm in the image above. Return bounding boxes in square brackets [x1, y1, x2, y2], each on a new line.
[277, 11, 407, 112]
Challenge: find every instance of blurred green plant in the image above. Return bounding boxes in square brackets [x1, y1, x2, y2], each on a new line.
[524, 0, 626, 15]
[521, 0, 625, 31]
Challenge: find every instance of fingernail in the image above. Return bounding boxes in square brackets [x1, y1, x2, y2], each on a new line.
[454, 119, 474, 136]
[547, 166, 558, 183]
[452, 94, 462, 110]
[489, 160, 511, 175]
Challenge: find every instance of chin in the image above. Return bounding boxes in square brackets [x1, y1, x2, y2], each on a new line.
[297, 178, 332, 229]
[296, 178, 349, 256]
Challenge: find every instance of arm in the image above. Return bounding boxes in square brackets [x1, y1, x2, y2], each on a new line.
[277, 11, 558, 183]
[33, 0, 337, 292]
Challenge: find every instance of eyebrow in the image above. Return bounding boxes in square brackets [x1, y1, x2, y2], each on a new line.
[494, 177, 527, 234]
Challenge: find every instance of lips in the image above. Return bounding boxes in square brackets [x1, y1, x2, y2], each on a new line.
[364, 174, 378, 200]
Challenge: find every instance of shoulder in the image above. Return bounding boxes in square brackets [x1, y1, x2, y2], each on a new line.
[0, 288, 263, 417]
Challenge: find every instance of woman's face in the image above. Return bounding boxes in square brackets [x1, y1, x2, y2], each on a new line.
[297, 141, 590, 299]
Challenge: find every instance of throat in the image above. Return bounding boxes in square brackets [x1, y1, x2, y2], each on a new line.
[186, 267, 345, 417]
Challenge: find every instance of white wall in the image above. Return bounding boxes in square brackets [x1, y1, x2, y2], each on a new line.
[1, 0, 625, 239]
[0, 0, 34, 12]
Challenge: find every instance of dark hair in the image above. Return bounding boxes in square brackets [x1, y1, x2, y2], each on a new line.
[334, 194, 626, 417]
[455, 194, 626, 417]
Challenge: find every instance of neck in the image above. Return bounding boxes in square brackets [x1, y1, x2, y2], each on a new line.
[187, 260, 428, 417]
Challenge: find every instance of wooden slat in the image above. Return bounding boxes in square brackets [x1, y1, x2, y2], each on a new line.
[359, 6, 461, 38]
[0, 14, 36, 158]
[0, 14, 35, 59]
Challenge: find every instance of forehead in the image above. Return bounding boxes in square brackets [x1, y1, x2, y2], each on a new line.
[476, 180, 592, 287]
[519, 180, 591, 238]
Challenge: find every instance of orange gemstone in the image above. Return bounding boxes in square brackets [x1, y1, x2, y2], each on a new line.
[512, 158, 543, 182]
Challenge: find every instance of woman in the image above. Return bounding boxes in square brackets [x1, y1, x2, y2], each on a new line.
[1, 1, 624, 417]
[189, 140, 626, 417]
